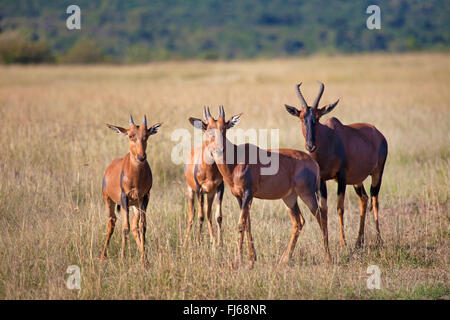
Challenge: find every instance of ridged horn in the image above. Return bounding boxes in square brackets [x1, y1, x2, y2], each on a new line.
[313, 81, 325, 109]
[206, 106, 212, 119]
[218, 105, 225, 119]
[296, 83, 308, 108]
[143, 115, 147, 128]
[129, 114, 135, 126]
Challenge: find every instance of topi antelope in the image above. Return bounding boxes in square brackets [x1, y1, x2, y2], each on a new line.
[284, 82, 388, 248]
[189, 106, 331, 269]
[183, 109, 225, 247]
[100, 114, 162, 264]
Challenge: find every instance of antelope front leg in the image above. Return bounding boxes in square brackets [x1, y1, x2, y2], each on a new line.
[139, 194, 149, 266]
[120, 197, 130, 260]
[215, 198, 223, 247]
[215, 182, 225, 247]
[196, 192, 205, 244]
[139, 211, 148, 265]
[245, 209, 256, 269]
[236, 208, 246, 269]
[183, 186, 195, 248]
[235, 190, 254, 269]
[318, 179, 331, 262]
[206, 192, 216, 245]
[131, 207, 142, 249]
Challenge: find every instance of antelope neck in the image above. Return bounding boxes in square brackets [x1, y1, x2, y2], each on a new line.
[213, 135, 237, 187]
[127, 153, 148, 173]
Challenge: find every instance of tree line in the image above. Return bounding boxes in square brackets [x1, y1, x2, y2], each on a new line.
[0, 0, 448, 64]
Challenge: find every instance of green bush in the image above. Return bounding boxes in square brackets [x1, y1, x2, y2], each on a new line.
[61, 39, 108, 64]
[0, 31, 54, 64]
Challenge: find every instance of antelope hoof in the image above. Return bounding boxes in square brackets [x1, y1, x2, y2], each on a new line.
[375, 236, 384, 248]
[234, 256, 242, 270]
[278, 254, 290, 266]
[248, 259, 255, 270]
[141, 259, 150, 269]
[355, 237, 364, 249]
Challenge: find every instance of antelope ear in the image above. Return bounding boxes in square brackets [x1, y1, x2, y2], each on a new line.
[188, 117, 207, 130]
[147, 123, 162, 136]
[107, 124, 127, 135]
[318, 99, 340, 117]
[284, 104, 300, 117]
[226, 113, 242, 129]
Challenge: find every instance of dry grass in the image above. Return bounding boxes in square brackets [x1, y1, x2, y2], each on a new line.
[0, 53, 448, 299]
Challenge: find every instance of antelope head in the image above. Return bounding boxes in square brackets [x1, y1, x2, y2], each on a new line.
[107, 114, 162, 163]
[188, 106, 241, 157]
[284, 82, 339, 152]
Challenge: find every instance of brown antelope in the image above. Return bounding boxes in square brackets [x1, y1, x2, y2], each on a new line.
[188, 106, 330, 269]
[100, 115, 162, 264]
[183, 109, 225, 247]
[284, 82, 388, 248]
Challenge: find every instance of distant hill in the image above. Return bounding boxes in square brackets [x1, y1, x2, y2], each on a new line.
[0, 0, 449, 63]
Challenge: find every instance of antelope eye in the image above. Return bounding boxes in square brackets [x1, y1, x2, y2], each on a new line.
[129, 134, 135, 139]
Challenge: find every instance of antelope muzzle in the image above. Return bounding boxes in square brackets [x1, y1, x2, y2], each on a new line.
[137, 153, 147, 162]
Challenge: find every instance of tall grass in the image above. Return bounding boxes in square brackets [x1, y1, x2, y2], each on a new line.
[0, 53, 448, 299]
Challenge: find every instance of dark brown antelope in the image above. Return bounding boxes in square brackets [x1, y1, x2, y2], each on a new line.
[284, 82, 388, 248]
[183, 109, 225, 247]
[189, 106, 330, 269]
[100, 115, 162, 264]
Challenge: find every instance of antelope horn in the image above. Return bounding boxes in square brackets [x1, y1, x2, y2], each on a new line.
[313, 81, 325, 109]
[206, 106, 212, 119]
[218, 105, 225, 119]
[129, 114, 135, 126]
[296, 83, 308, 108]
[143, 115, 147, 128]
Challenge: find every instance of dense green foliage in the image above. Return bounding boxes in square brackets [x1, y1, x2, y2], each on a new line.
[0, 0, 449, 63]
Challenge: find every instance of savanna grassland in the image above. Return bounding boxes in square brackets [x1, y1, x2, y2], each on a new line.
[0, 53, 448, 299]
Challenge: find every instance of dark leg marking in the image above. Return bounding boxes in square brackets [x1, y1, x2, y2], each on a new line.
[193, 164, 201, 193]
[337, 170, 346, 195]
[236, 197, 243, 209]
[216, 181, 225, 203]
[120, 170, 129, 212]
[141, 193, 149, 211]
[371, 138, 388, 197]
[298, 167, 319, 195]
[336, 169, 347, 247]
[320, 178, 327, 199]
[354, 185, 364, 197]
[242, 188, 253, 208]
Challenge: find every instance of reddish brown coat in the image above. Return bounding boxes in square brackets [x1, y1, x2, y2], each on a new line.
[100, 115, 161, 265]
[190, 106, 330, 268]
[285, 82, 387, 248]
[183, 141, 225, 247]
